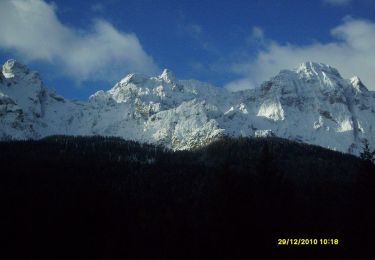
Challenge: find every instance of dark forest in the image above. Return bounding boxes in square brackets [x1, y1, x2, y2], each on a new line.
[1, 136, 374, 259]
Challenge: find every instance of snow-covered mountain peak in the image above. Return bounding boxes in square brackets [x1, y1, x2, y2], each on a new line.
[350, 76, 361, 85]
[119, 73, 149, 85]
[2, 59, 31, 79]
[350, 76, 368, 93]
[294, 62, 346, 90]
[295, 61, 341, 78]
[1, 60, 44, 92]
[260, 62, 345, 95]
[1, 59, 375, 155]
[159, 69, 176, 83]
[272, 61, 353, 93]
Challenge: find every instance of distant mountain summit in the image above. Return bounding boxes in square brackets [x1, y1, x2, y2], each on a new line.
[1, 60, 374, 154]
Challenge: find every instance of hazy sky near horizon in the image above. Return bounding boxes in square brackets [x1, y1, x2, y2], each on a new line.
[1, 0, 375, 99]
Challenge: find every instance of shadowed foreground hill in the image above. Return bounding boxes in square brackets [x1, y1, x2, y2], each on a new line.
[0, 136, 374, 259]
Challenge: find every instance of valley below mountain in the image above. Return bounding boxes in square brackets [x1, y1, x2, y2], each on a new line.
[1, 136, 374, 258]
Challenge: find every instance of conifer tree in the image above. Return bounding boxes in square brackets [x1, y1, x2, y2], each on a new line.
[360, 139, 375, 164]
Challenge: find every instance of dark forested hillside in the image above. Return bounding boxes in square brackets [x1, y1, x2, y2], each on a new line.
[0, 136, 374, 259]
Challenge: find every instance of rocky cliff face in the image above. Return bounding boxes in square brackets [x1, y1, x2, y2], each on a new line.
[1, 60, 374, 154]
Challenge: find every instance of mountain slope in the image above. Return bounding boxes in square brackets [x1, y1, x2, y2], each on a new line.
[1, 59, 375, 154]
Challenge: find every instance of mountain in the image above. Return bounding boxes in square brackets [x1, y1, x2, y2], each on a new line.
[1, 59, 375, 154]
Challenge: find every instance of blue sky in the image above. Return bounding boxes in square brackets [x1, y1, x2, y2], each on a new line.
[1, 0, 375, 99]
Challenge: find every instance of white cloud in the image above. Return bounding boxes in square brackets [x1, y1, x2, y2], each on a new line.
[245, 26, 265, 47]
[0, 0, 159, 82]
[251, 26, 264, 41]
[323, 0, 351, 6]
[225, 17, 375, 91]
[225, 78, 256, 92]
